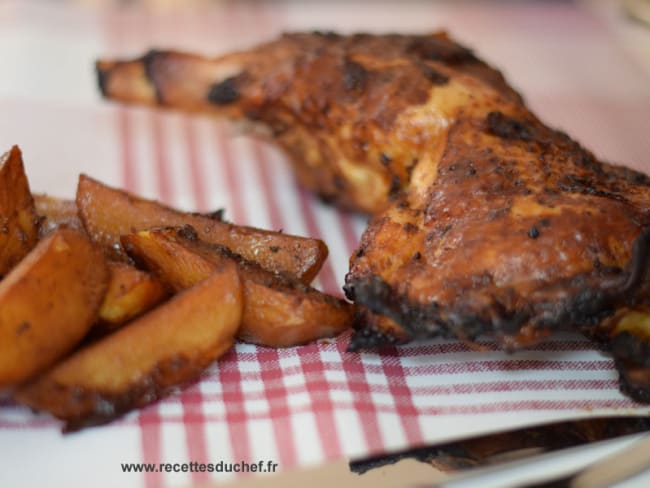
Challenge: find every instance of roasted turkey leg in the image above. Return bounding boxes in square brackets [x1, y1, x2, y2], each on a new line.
[97, 32, 650, 402]
[96, 32, 522, 214]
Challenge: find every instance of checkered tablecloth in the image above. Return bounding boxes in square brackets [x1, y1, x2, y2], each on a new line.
[1, 1, 649, 487]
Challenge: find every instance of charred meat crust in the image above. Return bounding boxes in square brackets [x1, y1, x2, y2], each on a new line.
[419, 63, 450, 85]
[346, 227, 650, 349]
[342, 58, 368, 92]
[406, 36, 478, 64]
[611, 332, 650, 367]
[616, 359, 650, 404]
[208, 76, 241, 105]
[348, 228, 650, 400]
[347, 309, 411, 351]
[347, 326, 400, 351]
[96, 32, 523, 214]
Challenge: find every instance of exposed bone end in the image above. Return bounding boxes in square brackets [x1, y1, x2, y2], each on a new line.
[96, 59, 157, 105]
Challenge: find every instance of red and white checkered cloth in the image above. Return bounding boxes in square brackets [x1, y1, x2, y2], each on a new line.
[1, 2, 649, 487]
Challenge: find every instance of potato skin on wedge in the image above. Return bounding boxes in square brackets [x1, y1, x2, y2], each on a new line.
[0, 146, 39, 277]
[122, 226, 353, 347]
[76, 174, 327, 283]
[0, 228, 109, 387]
[15, 261, 243, 431]
[96, 262, 169, 332]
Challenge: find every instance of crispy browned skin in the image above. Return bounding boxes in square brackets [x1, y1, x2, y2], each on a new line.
[97, 32, 650, 401]
[122, 226, 353, 347]
[0, 146, 39, 277]
[16, 262, 242, 431]
[96, 32, 520, 214]
[96, 261, 169, 332]
[76, 174, 328, 283]
[350, 308, 412, 350]
[0, 228, 109, 387]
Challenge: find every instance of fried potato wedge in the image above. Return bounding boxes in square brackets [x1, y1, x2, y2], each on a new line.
[15, 261, 243, 431]
[122, 226, 353, 347]
[0, 146, 39, 277]
[96, 262, 169, 332]
[34, 194, 84, 238]
[76, 174, 327, 283]
[0, 228, 109, 388]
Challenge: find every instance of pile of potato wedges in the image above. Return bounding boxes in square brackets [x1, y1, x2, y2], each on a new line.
[0, 145, 354, 431]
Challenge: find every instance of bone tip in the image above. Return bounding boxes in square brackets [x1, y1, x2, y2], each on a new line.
[95, 60, 113, 98]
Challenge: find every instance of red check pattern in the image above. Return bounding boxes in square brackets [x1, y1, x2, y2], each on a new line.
[0, 2, 649, 488]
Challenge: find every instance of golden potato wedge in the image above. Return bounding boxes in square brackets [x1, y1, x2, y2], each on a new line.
[34, 194, 84, 238]
[122, 226, 354, 347]
[96, 261, 169, 332]
[76, 174, 327, 283]
[15, 261, 242, 431]
[0, 228, 109, 387]
[0, 146, 39, 277]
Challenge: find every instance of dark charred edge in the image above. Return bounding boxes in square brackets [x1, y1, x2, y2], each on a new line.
[343, 274, 450, 341]
[342, 277, 356, 301]
[346, 275, 529, 344]
[192, 208, 226, 222]
[419, 63, 449, 85]
[347, 310, 408, 352]
[346, 227, 650, 353]
[407, 37, 478, 64]
[611, 332, 650, 366]
[175, 223, 199, 241]
[316, 191, 337, 206]
[162, 224, 294, 280]
[121, 240, 147, 271]
[349, 417, 650, 475]
[616, 359, 650, 404]
[346, 271, 619, 350]
[617, 164, 650, 187]
[388, 175, 402, 196]
[208, 76, 240, 105]
[558, 174, 630, 204]
[347, 328, 396, 351]
[486, 111, 536, 141]
[342, 58, 367, 92]
[485, 111, 598, 162]
[25, 355, 207, 433]
[141, 50, 165, 104]
[95, 61, 109, 98]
